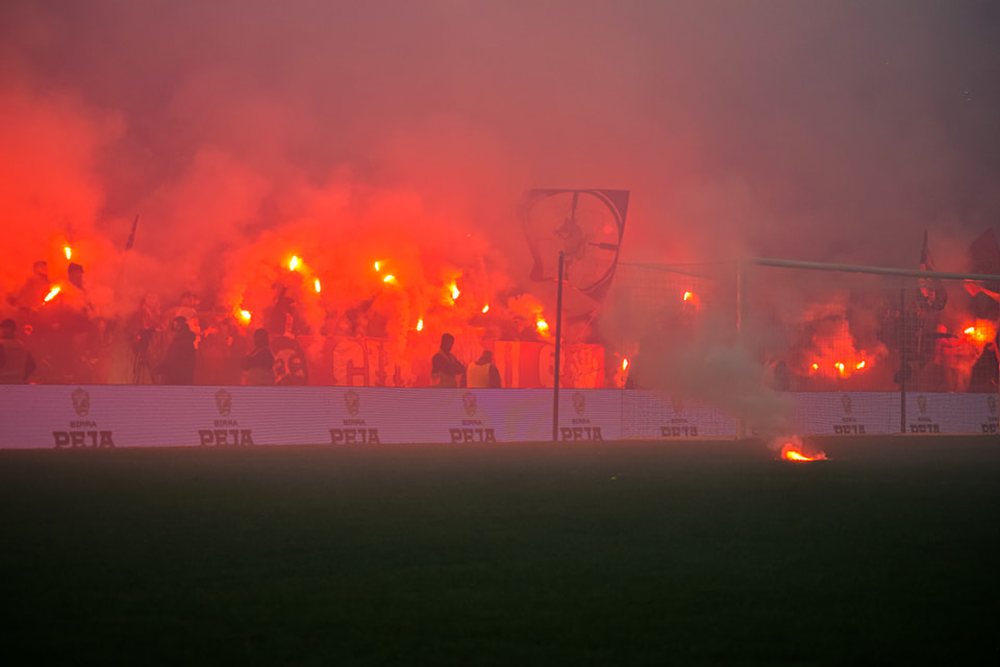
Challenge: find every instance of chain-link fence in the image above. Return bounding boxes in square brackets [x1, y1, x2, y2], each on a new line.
[607, 259, 999, 437]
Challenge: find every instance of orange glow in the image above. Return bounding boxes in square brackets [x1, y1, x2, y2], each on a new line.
[807, 355, 872, 379]
[536, 317, 550, 334]
[680, 290, 701, 310]
[802, 313, 883, 381]
[313, 278, 322, 293]
[961, 320, 996, 344]
[481, 304, 490, 314]
[288, 255, 301, 272]
[779, 441, 828, 463]
[239, 309, 252, 323]
[416, 318, 424, 332]
[43, 286, 61, 302]
[63, 246, 72, 261]
[383, 274, 397, 285]
[373, 260, 381, 272]
[449, 282, 461, 301]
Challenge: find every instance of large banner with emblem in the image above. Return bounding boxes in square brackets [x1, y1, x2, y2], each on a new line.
[786, 392, 999, 436]
[787, 392, 901, 436]
[904, 392, 998, 435]
[0, 386, 995, 449]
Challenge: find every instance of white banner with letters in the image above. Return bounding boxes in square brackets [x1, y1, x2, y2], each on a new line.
[904, 392, 998, 435]
[787, 392, 901, 436]
[0, 386, 995, 449]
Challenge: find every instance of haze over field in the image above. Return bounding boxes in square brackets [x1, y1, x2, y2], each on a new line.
[3, 0, 998, 298]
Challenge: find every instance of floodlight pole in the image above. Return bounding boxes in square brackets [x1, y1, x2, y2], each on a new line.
[552, 251, 565, 442]
[736, 260, 747, 440]
[899, 287, 907, 434]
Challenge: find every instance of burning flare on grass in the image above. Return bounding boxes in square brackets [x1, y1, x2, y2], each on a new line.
[481, 304, 490, 314]
[239, 309, 252, 323]
[313, 278, 322, 294]
[373, 260, 382, 272]
[775, 436, 828, 463]
[288, 255, 301, 272]
[782, 448, 827, 462]
[416, 318, 424, 331]
[63, 245, 73, 261]
[383, 274, 397, 285]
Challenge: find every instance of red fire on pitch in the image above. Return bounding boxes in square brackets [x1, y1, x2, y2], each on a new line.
[777, 438, 828, 463]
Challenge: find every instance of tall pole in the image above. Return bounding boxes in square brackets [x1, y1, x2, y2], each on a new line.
[736, 260, 746, 440]
[899, 287, 907, 434]
[552, 251, 565, 442]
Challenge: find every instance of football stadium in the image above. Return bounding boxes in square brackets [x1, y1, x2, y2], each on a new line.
[2, 1, 999, 664]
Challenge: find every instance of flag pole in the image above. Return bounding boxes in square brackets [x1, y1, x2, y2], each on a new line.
[552, 251, 565, 442]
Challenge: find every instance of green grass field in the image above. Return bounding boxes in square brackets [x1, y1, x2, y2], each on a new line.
[2, 437, 998, 665]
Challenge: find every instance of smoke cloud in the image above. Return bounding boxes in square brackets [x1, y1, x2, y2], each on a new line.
[1, 1, 998, 394]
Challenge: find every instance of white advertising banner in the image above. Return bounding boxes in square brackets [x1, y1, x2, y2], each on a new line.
[0, 386, 995, 449]
[0, 385, 560, 449]
[904, 392, 999, 435]
[787, 392, 901, 436]
[619, 391, 738, 439]
[556, 389, 622, 442]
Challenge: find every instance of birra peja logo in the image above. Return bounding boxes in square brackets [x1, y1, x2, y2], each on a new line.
[449, 391, 496, 443]
[330, 389, 380, 444]
[199, 388, 253, 446]
[833, 393, 864, 434]
[54, 387, 115, 448]
[909, 394, 940, 433]
[561, 391, 603, 441]
[662, 393, 697, 437]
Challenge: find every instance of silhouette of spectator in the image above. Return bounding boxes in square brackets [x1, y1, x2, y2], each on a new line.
[157, 316, 196, 384]
[242, 328, 275, 385]
[431, 333, 465, 387]
[0, 319, 36, 383]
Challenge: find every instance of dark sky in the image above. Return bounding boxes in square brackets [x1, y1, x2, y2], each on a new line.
[2, 0, 999, 293]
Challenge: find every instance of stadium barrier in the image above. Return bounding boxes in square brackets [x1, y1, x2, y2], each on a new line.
[0, 386, 995, 449]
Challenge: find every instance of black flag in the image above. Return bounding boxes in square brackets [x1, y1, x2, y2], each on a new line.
[124, 214, 140, 250]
